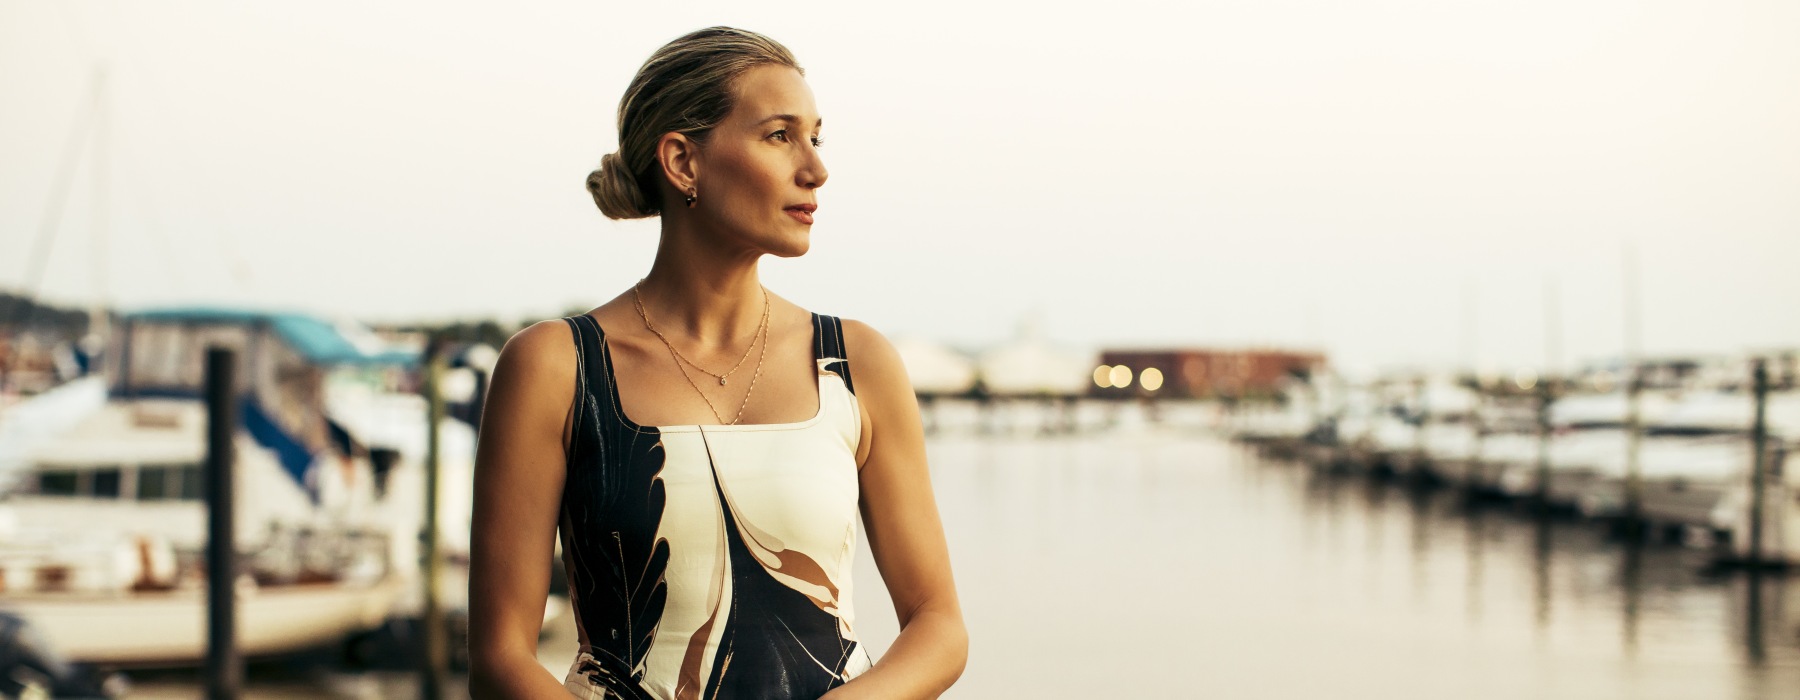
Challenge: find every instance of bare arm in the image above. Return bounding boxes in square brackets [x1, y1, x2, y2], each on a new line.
[823, 320, 968, 699]
[467, 320, 580, 699]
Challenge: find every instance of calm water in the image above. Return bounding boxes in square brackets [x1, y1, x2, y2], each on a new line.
[886, 430, 1799, 699]
[126, 428, 1799, 698]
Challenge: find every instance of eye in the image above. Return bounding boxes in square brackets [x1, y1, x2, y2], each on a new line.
[768, 129, 790, 142]
[810, 135, 825, 148]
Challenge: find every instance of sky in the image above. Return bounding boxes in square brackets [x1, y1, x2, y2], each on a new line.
[2, 0, 1797, 376]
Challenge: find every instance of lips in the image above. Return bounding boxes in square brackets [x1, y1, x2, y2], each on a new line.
[784, 203, 816, 225]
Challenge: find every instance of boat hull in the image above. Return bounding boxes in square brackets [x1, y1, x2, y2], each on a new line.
[0, 575, 404, 666]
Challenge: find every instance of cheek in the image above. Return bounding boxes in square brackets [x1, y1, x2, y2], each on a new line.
[718, 153, 788, 202]
[704, 148, 799, 232]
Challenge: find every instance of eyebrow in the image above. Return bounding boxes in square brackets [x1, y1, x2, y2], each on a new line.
[756, 114, 824, 128]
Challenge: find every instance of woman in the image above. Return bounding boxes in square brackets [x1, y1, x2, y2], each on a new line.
[467, 27, 967, 699]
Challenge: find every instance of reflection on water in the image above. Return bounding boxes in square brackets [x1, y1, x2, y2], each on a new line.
[119, 430, 1798, 698]
[846, 431, 1800, 699]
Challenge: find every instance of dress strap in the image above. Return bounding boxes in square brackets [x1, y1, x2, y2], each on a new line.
[811, 313, 854, 395]
[563, 314, 628, 430]
[561, 316, 592, 436]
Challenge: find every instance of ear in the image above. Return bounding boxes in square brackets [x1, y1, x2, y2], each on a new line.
[655, 132, 702, 200]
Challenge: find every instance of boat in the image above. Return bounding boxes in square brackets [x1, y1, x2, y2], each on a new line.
[0, 609, 126, 698]
[1402, 379, 1480, 482]
[0, 307, 419, 665]
[0, 520, 401, 666]
[1489, 391, 1675, 508]
[1569, 390, 1800, 535]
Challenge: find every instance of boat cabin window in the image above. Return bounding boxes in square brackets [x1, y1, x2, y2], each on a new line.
[178, 465, 204, 500]
[37, 470, 79, 496]
[91, 468, 122, 498]
[137, 464, 204, 501]
[119, 321, 253, 395]
[138, 466, 169, 500]
[137, 460, 205, 500]
[34, 467, 123, 498]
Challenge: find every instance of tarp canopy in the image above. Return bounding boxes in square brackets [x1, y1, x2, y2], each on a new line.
[124, 307, 419, 367]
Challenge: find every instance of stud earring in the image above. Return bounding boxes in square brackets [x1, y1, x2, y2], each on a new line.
[685, 187, 697, 208]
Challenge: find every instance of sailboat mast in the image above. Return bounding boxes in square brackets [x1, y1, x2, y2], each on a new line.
[1623, 243, 1643, 524]
[88, 66, 112, 344]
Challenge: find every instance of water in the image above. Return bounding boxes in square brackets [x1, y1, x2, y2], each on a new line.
[878, 431, 1799, 699]
[115, 429, 1799, 698]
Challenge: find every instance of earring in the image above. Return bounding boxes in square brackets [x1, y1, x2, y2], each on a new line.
[685, 187, 697, 208]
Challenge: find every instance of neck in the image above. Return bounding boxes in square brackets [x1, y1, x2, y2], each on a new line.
[637, 223, 767, 343]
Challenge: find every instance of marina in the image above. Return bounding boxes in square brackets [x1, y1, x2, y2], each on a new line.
[5, 375, 1797, 697]
[69, 420, 1800, 698]
[3, 2, 1798, 696]
[0, 294, 1795, 699]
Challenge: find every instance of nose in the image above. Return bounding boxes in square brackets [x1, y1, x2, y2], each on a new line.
[798, 144, 828, 190]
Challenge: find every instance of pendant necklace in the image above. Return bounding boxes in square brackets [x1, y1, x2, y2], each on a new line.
[633, 282, 772, 424]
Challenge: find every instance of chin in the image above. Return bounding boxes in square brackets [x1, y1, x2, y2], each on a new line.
[764, 227, 811, 258]
[769, 238, 811, 258]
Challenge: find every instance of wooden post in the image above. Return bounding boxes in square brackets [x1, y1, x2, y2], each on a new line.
[1747, 358, 1769, 566]
[1623, 363, 1644, 528]
[1468, 383, 1488, 495]
[1621, 244, 1644, 531]
[204, 347, 240, 700]
[1412, 377, 1428, 481]
[420, 341, 448, 699]
[1534, 381, 1552, 511]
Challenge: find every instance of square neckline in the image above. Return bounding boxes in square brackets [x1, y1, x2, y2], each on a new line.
[578, 312, 833, 433]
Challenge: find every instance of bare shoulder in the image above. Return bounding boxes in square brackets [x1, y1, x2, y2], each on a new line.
[492, 319, 578, 388]
[839, 318, 910, 389]
[481, 319, 580, 446]
[836, 318, 926, 470]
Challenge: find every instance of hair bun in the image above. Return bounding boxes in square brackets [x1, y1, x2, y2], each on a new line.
[588, 151, 656, 220]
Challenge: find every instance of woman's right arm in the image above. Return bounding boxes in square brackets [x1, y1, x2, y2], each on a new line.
[468, 320, 579, 699]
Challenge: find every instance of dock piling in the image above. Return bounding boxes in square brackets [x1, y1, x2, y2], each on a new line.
[204, 346, 240, 700]
[1623, 363, 1644, 531]
[419, 341, 449, 699]
[1533, 381, 1553, 512]
[1747, 358, 1770, 567]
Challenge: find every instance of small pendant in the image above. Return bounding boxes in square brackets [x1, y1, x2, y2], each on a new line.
[719, 377, 728, 386]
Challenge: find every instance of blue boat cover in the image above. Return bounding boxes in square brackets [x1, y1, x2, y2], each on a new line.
[124, 307, 419, 367]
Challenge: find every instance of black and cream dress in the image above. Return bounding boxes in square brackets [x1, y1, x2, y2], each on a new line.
[557, 313, 873, 700]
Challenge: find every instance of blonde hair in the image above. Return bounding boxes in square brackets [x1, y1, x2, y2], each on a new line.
[587, 27, 803, 220]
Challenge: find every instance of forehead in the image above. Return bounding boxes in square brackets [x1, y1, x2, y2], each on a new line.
[728, 64, 820, 125]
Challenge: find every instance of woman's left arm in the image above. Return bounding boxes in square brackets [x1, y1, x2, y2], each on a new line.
[823, 320, 968, 700]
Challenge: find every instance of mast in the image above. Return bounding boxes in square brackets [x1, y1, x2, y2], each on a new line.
[88, 66, 112, 344]
[1622, 243, 1644, 525]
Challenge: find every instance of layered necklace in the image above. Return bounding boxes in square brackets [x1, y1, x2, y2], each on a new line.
[632, 280, 771, 425]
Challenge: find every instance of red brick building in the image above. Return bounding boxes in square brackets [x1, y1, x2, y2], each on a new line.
[1092, 348, 1326, 399]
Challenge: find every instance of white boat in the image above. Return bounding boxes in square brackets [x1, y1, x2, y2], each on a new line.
[3, 400, 319, 551]
[0, 376, 108, 491]
[1481, 430, 1543, 495]
[1569, 391, 1800, 533]
[0, 520, 402, 665]
[324, 383, 478, 572]
[1417, 419, 1479, 482]
[1364, 413, 1419, 473]
[1490, 391, 1675, 508]
[0, 307, 420, 665]
[1234, 401, 1316, 446]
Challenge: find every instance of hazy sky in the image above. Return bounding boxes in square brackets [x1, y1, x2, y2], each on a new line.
[3, 1, 1797, 375]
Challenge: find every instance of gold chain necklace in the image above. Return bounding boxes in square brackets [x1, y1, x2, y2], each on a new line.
[633, 281, 767, 386]
[632, 282, 771, 425]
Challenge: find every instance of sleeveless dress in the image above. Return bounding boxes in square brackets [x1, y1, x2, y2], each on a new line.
[557, 313, 874, 700]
